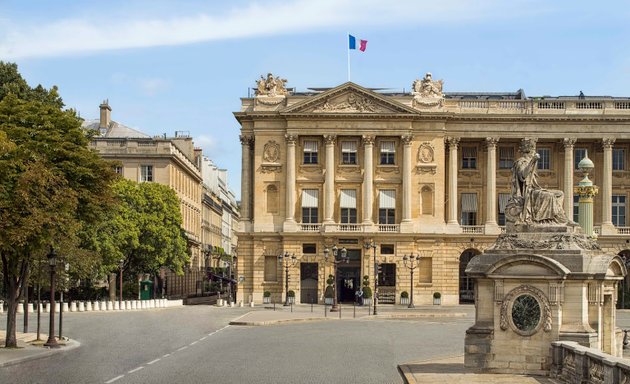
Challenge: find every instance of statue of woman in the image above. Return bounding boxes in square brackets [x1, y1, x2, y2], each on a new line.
[508, 139, 568, 225]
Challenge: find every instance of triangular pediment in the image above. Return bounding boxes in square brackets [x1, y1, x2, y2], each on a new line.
[282, 82, 418, 115]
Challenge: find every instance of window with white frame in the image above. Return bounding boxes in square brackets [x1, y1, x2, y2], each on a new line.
[114, 166, 123, 175]
[461, 146, 477, 169]
[303, 140, 318, 164]
[140, 165, 153, 182]
[536, 148, 550, 170]
[498, 193, 510, 226]
[573, 195, 579, 224]
[301, 189, 319, 224]
[613, 148, 625, 171]
[378, 190, 396, 224]
[340, 189, 357, 224]
[498, 146, 514, 169]
[341, 141, 358, 165]
[612, 195, 626, 227]
[574, 148, 587, 169]
[380, 141, 396, 165]
[460, 193, 477, 225]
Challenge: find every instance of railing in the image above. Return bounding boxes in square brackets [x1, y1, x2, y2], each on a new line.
[498, 101, 526, 109]
[616, 226, 630, 235]
[593, 226, 601, 235]
[459, 101, 488, 109]
[378, 224, 399, 233]
[299, 223, 321, 232]
[538, 101, 565, 110]
[499, 226, 507, 233]
[550, 341, 630, 383]
[615, 102, 630, 109]
[575, 101, 603, 110]
[462, 225, 484, 234]
[338, 224, 362, 232]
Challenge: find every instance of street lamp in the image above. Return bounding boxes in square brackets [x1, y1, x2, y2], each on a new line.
[44, 246, 59, 348]
[364, 240, 378, 315]
[278, 252, 298, 306]
[402, 253, 421, 308]
[323, 245, 348, 312]
[119, 259, 124, 308]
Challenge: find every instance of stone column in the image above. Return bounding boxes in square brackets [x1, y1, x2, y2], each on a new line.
[601, 138, 616, 234]
[446, 137, 461, 232]
[575, 152, 598, 237]
[324, 135, 336, 225]
[485, 137, 500, 234]
[362, 135, 375, 225]
[401, 135, 413, 230]
[283, 134, 297, 231]
[563, 138, 576, 218]
[239, 135, 253, 230]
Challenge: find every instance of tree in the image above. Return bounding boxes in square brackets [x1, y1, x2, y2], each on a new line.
[0, 62, 116, 347]
[97, 179, 189, 282]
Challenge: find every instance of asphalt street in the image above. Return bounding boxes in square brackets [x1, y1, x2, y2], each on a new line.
[0, 306, 474, 384]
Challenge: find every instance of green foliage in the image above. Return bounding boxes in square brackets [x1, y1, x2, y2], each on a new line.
[288, 290, 295, 298]
[324, 286, 334, 299]
[362, 286, 372, 299]
[263, 291, 271, 298]
[433, 292, 441, 299]
[326, 274, 334, 286]
[362, 275, 370, 287]
[96, 179, 190, 276]
[400, 291, 409, 299]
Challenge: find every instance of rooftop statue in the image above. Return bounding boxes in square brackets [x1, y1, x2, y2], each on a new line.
[412, 72, 444, 108]
[505, 139, 569, 226]
[255, 73, 288, 98]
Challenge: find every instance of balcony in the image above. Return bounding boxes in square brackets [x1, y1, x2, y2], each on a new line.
[378, 224, 399, 233]
[616, 226, 630, 235]
[461, 225, 484, 234]
[338, 224, 362, 232]
[299, 223, 321, 232]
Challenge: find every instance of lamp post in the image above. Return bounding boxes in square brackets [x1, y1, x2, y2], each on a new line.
[44, 246, 59, 348]
[402, 253, 421, 308]
[323, 245, 348, 312]
[278, 252, 298, 306]
[364, 240, 378, 315]
[119, 259, 124, 308]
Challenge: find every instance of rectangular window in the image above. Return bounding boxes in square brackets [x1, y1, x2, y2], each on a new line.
[537, 148, 550, 170]
[498, 146, 514, 169]
[340, 208, 357, 224]
[498, 193, 510, 226]
[140, 165, 153, 182]
[302, 244, 317, 254]
[378, 263, 396, 286]
[418, 257, 432, 283]
[573, 195, 579, 224]
[341, 141, 358, 165]
[613, 148, 625, 171]
[380, 244, 394, 255]
[461, 146, 477, 169]
[264, 256, 278, 282]
[574, 148, 587, 169]
[114, 166, 123, 175]
[380, 141, 396, 165]
[340, 189, 357, 224]
[379, 190, 396, 224]
[301, 189, 319, 224]
[460, 193, 477, 225]
[612, 195, 626, 227]
[303, 140, 318, 164]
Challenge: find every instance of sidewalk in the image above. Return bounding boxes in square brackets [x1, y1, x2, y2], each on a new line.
[0, 330, 80, 368]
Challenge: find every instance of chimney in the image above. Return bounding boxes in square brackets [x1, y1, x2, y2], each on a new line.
[99, 99, 111, 135]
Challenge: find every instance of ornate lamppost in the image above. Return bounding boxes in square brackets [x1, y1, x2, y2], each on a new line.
[402, 253, 421, 308]
[44, 246, 59, 348]
[278, 252, 298, 306]
[364, 240, 378, 315]
[323, 245, 348, 312]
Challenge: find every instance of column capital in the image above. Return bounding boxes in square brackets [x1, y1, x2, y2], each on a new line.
[362, 135, 375, 146]
[563, 137, 577, 149]
[445, 136, 460, 148]
[324, 135, 336, 145]
[602, 137, 616, 150]
[401, 134, 413, 145]
[239, 134, 254, 146]
[485, 137, 499, 149]
[285, 134, 298, 144]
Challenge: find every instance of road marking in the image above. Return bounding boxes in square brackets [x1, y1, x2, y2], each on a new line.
[190, 341, 198, 346]
[177, 346, 188, 352]
[200, 336, 207, 341]
[105, 375, 124, 383]
[147, 358, 161, 365]
[163, 353, 170, 358]
[128, 366, 144, 374]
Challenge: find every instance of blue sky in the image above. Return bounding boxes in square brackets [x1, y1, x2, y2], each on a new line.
[2, 1, 629, 199]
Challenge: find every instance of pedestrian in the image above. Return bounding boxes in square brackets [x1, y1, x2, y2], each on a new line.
[355, 288, 363, 306]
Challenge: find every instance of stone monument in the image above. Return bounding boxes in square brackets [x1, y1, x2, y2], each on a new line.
[464, 138, 626, 375]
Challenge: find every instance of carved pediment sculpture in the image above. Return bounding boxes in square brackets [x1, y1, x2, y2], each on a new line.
[255, 73, 288, 105]
[313, 92, 384, 113]
[412, 72, 444, 109]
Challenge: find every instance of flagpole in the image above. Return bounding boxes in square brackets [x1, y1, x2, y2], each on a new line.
[347, 32, 351, 82]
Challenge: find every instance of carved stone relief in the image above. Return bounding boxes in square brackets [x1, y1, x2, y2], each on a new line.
[500, 285, 552, 335]
[416, 141, 437, 174]
[313, 93, 386, 113]
[412, 72, 444, 109]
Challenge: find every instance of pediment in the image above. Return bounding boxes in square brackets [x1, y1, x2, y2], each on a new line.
[485, 254, 570, 278]
[282, 82, 418, 115]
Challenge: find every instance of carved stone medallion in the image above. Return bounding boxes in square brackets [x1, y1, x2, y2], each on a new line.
[418, 142, 435, 163]
[263, 140, 280, 163]
[500, 285, 551, 336]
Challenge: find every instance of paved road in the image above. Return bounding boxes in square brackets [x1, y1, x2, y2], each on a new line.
[0, 306, 474, 384]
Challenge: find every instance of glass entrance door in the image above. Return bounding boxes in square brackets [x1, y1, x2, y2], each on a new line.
[300, 263, 318, 304]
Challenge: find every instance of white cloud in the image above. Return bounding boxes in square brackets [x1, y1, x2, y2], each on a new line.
[0, 0, 542, 59]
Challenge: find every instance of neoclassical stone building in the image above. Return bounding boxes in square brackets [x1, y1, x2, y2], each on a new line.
[234, 73, 630, 306]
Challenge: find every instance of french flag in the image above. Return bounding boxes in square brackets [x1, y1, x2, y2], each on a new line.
[349, 34, 367, 52]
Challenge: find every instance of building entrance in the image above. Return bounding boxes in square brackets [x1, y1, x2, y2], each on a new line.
[337, 266, 360, 303]
[300, 263, 318, 304]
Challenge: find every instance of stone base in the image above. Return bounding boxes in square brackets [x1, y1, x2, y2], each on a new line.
[464, 326, 493, 370]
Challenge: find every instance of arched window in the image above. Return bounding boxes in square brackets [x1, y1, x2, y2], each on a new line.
[421, 186, 433, 215]
[266, 185, 278, 213]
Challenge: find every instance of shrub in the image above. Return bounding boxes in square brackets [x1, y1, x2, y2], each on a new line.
[362, 286, 372, 299]
[263, 291, 271, 298]
[400, 291, 409, 299]
[433, 292, 441, 299]
[326, 274, 334, 286]
[288, 290, 295, 298]
[324, 286, 334, 298]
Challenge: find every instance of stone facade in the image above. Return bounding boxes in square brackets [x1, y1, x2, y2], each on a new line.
[234, 73, 630, 307]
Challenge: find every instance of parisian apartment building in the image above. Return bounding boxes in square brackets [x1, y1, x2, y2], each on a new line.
[234, 73, 630, 306]
[85, 101, 239, 296]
